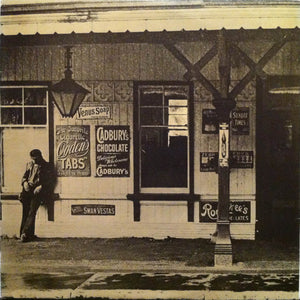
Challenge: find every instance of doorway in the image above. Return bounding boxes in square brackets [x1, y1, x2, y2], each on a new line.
[257, 77, 300, 242]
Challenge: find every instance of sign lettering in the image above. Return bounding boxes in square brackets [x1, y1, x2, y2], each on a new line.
[200, 201, 251, 223]
[71, 204, 115, 215]
[95, 125, 130, 177]
[56, 125, 91, 177]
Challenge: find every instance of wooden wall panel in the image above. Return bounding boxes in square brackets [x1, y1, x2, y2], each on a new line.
[37, 47, 45, 81]
[44, 48, 52, 81]
[112, 44, 121, 80]
[95, 45, 105, 80]
[29, 47, 38, 81]
[140, 43, 155, 80]
[15, 47, 23, 81]
[7, 47, 16, 81]
[72, 46, 82, 81]
[81, 45, 89, 81]
[89, 45, 97, 81]
[152, 44, 163, 80]
[22, 47, 31, 81]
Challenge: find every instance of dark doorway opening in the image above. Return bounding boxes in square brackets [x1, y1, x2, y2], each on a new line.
[257, 76, 300, 243]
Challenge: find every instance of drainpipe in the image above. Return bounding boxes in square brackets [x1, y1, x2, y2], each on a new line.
[212, 30, 236, 266]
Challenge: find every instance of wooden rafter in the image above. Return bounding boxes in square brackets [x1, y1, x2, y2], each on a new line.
[184, 45, 218, 80]
[164, 41, 221, 99]
[230, 43, 267, 79]
[229, 35, 290, 99]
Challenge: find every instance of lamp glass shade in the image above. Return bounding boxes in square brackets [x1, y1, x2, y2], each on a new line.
[51, 78, 89, 117]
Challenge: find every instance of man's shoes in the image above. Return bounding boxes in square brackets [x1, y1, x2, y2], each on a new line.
[20, 233, 27, 242]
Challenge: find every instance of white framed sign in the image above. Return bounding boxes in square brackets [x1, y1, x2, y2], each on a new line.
[77, 103, 111, 120]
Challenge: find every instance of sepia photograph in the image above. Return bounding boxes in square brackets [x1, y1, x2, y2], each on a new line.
[0, 0, 299, 299]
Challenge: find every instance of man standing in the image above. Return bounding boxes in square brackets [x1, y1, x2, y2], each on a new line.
[19, 149, 55, 242]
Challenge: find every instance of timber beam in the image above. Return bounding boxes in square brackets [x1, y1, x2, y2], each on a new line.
[1, 28, 300, 47]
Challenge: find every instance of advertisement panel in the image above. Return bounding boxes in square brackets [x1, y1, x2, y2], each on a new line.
[56, 125, 91, 177]
[95, 125, 130, 177]
[200, 201, 251, 223]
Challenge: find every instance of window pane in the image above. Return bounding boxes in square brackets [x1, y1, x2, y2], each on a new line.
[141, 127, 188, 187]
[140, 88, 163, 106]
[168, 99, 188, 107]
[1, 108, 22, 124]
[0, 88, 22, 105]
[24, 88, 47, 105]
[168, 114, 188, 126]
[140, 107, 163, 125]
[24, 108, 47, 124]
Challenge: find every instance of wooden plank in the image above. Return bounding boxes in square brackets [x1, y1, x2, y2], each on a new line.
[81, 45, 89, 81]
[184, 45, 218, 80]
[22, 47, 31, 80]
[104, 44, 114, 80]
[44, 47, 52, 81]
[0, 48, 8, 81]
[30, 47, 38, 80]
[118, 44, 127, 80]
[127, 43, 140, 80]
[230, 43, 267, 79]
[154, 44, 164, 80]
[112, 44, 120, 80]
[89, 45, 97, 81]
[96, 44, 105, 80]
[7, 47, 16, 81]
[51, 47, 61, 81]
[140, 43, 155, 80]
[15, 47, 23, 80]
[230, 36, 288, 99]
[164, 42, 221, 99]
[72, 46, 82, 81]
[37, 46, 45, 81]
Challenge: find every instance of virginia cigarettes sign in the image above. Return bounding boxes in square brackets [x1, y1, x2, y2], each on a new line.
[95, 125, 130, 177]
[56, 125, 91, 177]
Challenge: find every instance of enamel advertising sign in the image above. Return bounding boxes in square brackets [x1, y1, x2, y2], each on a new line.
[95, 125, 130, 177]
[56, 125, 91, 177]
[200, 201, 251, 223]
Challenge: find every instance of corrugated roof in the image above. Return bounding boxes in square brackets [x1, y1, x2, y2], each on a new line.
[1, 2, 300, 35]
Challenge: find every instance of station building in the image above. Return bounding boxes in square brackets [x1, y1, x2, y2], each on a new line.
[0, 1, 299, 242]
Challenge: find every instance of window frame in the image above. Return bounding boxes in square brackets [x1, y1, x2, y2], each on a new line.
[133, 81, 194, 195]
[0, 85, 49, 127]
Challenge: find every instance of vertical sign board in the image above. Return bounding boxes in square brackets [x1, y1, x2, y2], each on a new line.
[219, 123, 229, 167]
[56, 125, 91, 177]
[231, 108, 250, 135]
[231, 151, 254, 168]
[200, 152, 218, 172]
[202, 109, 218, 134]
[95, 125, 130, 177]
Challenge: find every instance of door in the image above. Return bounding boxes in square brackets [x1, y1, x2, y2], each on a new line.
[257, 78, 300, 243]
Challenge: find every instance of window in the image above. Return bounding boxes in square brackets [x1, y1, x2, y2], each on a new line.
[0, 85, 49, 192]
[138, 84, 190, 193]
[0, 86, 48, 127]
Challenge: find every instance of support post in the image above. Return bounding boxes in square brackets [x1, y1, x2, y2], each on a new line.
[212, 30, 236, 266]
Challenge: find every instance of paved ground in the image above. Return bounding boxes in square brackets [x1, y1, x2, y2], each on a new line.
[1, 237, 299, 299]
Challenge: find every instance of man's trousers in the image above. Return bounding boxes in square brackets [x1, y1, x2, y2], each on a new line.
[19, 190, 41, 238]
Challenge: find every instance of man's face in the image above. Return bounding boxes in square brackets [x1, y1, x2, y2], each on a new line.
[31, 155, 42, 164]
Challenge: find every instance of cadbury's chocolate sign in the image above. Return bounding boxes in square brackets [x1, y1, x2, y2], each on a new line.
[56, 125, 91, 177]
[95, 125, 130, 177]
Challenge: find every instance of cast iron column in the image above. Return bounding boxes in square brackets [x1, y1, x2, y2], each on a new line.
[212, 30, 236, 266]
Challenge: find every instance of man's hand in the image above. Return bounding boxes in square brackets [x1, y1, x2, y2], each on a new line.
[23, 181, 30, 192]
[33, 185, 42, 195]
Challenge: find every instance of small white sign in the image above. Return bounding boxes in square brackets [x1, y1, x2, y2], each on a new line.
[77, 103, 111, 120]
